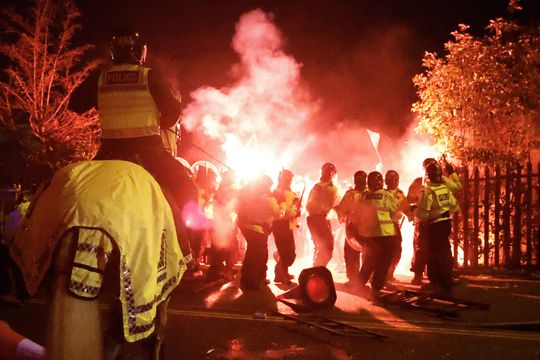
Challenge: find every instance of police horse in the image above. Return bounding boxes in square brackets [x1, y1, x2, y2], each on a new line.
[10, 160, 191, 359]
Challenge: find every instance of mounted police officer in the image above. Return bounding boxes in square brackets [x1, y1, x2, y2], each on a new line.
[95, 28, 197, 254]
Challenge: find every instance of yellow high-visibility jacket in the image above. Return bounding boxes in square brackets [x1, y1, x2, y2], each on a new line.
[415, 183, 460, 223]
[306, 180, 338, 216]
[98, 64, 160, 138]
[357, 189, 397, 237]
[11, 160, 187, 342]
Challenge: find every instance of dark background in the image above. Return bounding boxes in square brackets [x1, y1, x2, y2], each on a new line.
[69, 0, 539, 137]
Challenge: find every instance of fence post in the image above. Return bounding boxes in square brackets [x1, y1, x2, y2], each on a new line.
[503, 164, 511, 267]
[494, 165, 501, 267]
[526, 162, 532, 267]
[484, 167, 490, 267]
[513, 164, 522, 268]
[537, 162, 540, 269]
[473, 167, 480, 267]
[463, 167, 470, 268]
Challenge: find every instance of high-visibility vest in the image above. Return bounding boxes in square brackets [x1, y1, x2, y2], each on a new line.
[306, 181, 338, 216]
[273, 188, 300, 229]
[239, 194, 281, 234]
[415, 183, 459, 223]
[98, 64, 160, 138]
[357, 189, 397, 237]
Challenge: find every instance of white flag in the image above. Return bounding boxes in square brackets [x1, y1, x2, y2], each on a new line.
[366, 129, 380, 150]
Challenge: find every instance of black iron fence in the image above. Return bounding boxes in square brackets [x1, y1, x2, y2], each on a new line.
[453, 162, 539, 269]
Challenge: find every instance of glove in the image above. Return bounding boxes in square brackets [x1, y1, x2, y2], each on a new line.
[445, 162, 455, 174]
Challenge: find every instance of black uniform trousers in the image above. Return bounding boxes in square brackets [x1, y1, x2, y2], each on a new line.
[239, 226, 269, 290]
[426, 219, 453, 292]
[386, 224, 403, 280]
[344, 222, 361, 281]
[410, 222, 429, 276]
[358, 236, 394, 291]
[272, 219, 296, 277]
[306, 214, 334, 267]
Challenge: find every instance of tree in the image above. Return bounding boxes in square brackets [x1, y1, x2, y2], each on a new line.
[412, 6, 540, 166]
[0, 0, 100, 173]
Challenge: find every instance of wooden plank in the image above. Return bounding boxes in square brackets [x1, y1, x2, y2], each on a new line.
[484, 167, 490, 267]
[513, 164, 522, 268]
[473, 167, 480, 267]
[526, 162, 532, 266]
[494, 165, 501, 267]
[503, 164, 511, 267]
[463, 167, 470, 268]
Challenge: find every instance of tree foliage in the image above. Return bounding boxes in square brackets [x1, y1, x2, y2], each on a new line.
[412, 9, 540, 166]
[0, 0, 100, 172]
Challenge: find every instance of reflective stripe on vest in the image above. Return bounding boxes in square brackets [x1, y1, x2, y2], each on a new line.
[427, 185, 453, 223]
[363, 190, 395, 236]
[98, 64, 160, 138]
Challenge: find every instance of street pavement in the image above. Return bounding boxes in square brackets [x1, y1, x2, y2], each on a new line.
[1, 257, 540, 359]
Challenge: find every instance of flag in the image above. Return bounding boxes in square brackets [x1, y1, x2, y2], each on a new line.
[366, 129, 380, 150]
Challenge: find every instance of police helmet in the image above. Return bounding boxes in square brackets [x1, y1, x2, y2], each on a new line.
[367, 171, 384, 191]
[422, 157, 438, 170]
[353, 170, 367, 189]
[385, 170, 399, 189]
[321, 162, 337, 178]
[278, 169, 294, 186]
[111, 28, 147, 65]
[425, 163, 443, 183]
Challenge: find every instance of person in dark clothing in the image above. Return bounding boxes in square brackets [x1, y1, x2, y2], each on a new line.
[272, 169, 301, 284]
[237, 175, 281, 290]
[94, 29, 197, 256]
[335, 171, 367, 285]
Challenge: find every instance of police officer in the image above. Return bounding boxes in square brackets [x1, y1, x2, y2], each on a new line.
[306, 163, 339, 268]
[95, 28, 197, 253]
[238, 175, 281, 290]
[414, 162, 459, 298]
[357, 171, 397, 299]
[384, 170, 408, 283]
[408, 157, 461, 285]
[272, 170, 301, 284]
[207, 170, 240, 281]
[335, 170, 367, 284]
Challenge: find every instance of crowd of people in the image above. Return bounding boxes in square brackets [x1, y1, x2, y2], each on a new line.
[180, 155, 460, 301]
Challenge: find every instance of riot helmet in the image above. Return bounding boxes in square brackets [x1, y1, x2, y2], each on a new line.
[425, 163, 443, 183]
[367, 171, 384, 191]
[110, 28, 147, 65]
[278, 169, 294, 189]
[422, 157, 438, 170]
[321, 162, 337, 181]
[385, 170, 399, 190]
[353, 170, 367, 191]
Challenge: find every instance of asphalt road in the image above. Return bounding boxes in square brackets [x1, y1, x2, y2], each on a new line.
[2, 258, 540, 359]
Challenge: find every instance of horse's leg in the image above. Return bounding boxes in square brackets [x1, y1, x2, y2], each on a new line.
[152, 297, 170, 360]
[46, 229, 103, 360]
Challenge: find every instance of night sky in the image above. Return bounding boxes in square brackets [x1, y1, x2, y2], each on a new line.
[1, 0, 539, 176]
[67, 0, 538, 136]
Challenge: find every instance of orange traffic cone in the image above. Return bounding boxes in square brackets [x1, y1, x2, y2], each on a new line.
[0, 320, 45, 359]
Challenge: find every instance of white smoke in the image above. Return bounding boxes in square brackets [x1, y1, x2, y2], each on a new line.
[182, 9, 318, 174]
